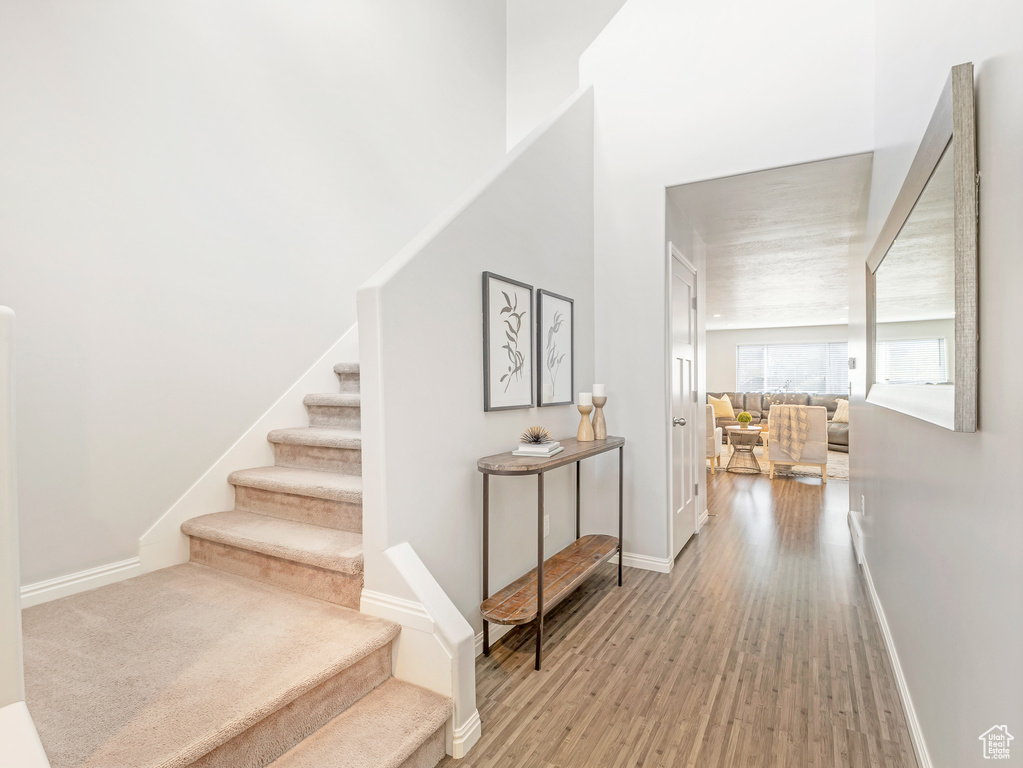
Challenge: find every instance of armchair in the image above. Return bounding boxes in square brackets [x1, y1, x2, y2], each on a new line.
[767, 405, 828, 484]
[706, 404, 724, 474]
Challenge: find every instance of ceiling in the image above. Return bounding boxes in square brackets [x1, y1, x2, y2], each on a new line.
[875, 145, 954, 324]
[668, 154, 873, 331]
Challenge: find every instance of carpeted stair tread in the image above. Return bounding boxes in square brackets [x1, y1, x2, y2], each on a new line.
[183, 510, 364, 573]
[267, 427, 362, 449]
[229, 466, 363, 503]
[23, 563, 399, 768]
[333, 362, 360, 375]
[268, 679, 450, 768]
[303, 393, 361, 407]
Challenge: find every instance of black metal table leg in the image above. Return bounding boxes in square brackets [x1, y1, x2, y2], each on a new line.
[618, 446, 623, 587]
[536, 471, 545, 671]
[575, 461, 581, 540]
[483, 473, 490, 655]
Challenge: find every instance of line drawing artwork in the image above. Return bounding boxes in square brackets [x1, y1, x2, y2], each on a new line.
[483, 272, 532, 411]
[545, 310, 567, 392]
[499, 290, 527, 392]
[537, 289, 573, 406]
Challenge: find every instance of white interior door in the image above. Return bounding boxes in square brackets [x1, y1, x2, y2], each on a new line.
[670, 247, 697, 558]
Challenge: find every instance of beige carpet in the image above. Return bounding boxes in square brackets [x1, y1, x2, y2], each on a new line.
[715, 446, 849, 480]
[268, 679, 449, 768]
[23, 563, 398, 768]
[24, 361, 451, 768]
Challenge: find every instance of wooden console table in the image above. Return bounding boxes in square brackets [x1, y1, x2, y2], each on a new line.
[477, 436, 625, 670]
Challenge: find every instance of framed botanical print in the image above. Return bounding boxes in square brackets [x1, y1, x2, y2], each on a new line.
[537, 289, 573, 407]
[482, 272, 534, 411]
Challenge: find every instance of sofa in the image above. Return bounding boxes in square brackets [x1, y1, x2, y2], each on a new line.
[708, 391, 849, 452]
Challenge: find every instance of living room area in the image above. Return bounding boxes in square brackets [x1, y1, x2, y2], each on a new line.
[668, 154, 873, 485]
[705, 325, 851, 481]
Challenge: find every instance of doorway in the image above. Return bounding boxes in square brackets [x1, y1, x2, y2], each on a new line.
[669, 243, 698, 558]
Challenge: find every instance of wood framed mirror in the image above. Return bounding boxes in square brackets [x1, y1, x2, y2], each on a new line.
[866, 62, 978, 431]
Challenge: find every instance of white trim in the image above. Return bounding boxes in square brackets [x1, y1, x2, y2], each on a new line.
[698, 509, 709, 531]
[847, 511, 864, 565]
[360, 589, 434, 634]
[449, 708, 482, 758]
[610, 551, 673, 574]
[20, 557, 141, 608]
[859, 556, 933, 768]
[474, 624, 513, 658]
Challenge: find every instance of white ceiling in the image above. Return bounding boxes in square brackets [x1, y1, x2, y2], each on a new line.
[875, 145, 955, 324]
[668, 154, 873, 331]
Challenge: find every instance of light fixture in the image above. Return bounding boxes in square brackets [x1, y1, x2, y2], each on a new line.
[713, 314, 722, 318]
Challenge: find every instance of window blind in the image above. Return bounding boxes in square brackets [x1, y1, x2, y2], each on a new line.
[736, 342, 849, 393]
[875, 338, 948, 384]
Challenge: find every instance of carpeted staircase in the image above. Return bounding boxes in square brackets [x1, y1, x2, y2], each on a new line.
[23, 363, 451, 768]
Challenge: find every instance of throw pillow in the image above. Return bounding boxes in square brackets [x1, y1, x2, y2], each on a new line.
[833, 398, 850, 423]
[708, 394, 735, 420]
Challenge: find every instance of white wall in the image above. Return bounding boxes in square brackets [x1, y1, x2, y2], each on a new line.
[579, 0, 874, 563]
[359, 90, 596, 631]
[0, 0, 506, 584]
[506, 0, 627, 148]
[706, 324, 850, 392]
[851, 2, 1023, 765]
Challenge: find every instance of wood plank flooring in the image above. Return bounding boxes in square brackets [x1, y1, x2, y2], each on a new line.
[442, 471, 918, 768]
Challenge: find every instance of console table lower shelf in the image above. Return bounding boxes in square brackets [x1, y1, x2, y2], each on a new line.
[479, 534, 619, 626]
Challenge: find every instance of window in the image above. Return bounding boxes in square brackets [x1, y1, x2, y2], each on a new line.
[875, 338, 948, 384]
[737, 342, 849, 393]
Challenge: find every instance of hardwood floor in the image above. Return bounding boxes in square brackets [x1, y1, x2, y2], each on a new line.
[442, 471, 918, 768]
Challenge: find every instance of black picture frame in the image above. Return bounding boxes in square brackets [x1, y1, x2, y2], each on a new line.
[536, 289, 574, 407]
[482, 272, 534, 412]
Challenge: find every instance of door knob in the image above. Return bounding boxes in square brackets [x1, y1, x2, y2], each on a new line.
[673, 417, 687, 427]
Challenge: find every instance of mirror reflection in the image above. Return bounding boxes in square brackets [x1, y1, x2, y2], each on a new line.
[874, 142, 955, 386]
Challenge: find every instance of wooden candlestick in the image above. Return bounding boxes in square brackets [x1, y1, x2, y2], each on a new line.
[591, 395, 607, 439]
[577, 404, 594, 441]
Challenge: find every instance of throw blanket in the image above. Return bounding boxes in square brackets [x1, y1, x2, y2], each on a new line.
[773, 405, 810, 461]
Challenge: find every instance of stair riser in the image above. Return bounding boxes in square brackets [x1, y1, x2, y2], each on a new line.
[190, 539, 363, 609]
[306, 405, 360, 429]
[233, 486, 362, 533]
[273, 443, 361, 475]
[188, 644, 391, 768]
[335, 371, 361, 394]
[400, 725, 446, 768]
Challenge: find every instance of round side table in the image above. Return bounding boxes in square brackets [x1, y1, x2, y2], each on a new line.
[726, 426, 762, 474]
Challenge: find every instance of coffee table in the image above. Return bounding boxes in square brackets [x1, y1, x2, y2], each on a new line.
[726, 426, 762, 474]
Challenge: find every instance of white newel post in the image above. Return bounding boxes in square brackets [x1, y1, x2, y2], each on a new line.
[0, 307, 23, 708]
[0, 307, 51, 766]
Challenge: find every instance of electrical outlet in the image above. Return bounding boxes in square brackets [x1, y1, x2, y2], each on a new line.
[861, 494, 866, 515]
[544, 514, 550, 537]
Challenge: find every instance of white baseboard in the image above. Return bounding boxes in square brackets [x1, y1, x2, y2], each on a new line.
[848, 510, 864, 565]
[859, 556, 933, 768]
[21, 557, 141, 608]
[474, 624, 513, 657]
[698, 509, 709, 530]
[610, 550, 673, 573]
[449, 708, 481, 758]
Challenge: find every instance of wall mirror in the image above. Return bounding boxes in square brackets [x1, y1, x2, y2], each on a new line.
[867, 62, 978, 431]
